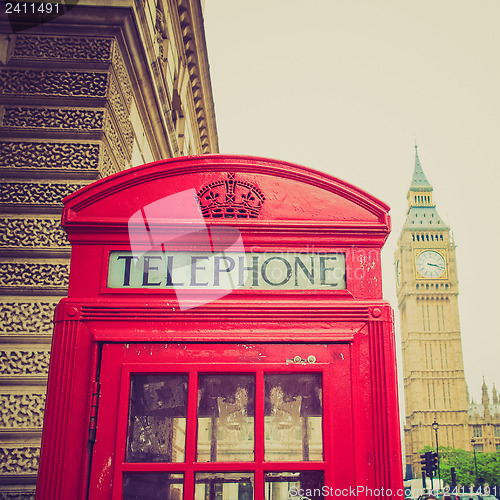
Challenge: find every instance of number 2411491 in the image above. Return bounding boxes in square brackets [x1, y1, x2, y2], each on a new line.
[5, 2, 61, 15]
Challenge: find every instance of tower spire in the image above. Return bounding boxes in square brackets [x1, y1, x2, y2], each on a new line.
[482, 378, 491, 417]
[492, 384, 498, 404]
[410, 145, 432, 191]
[403, 146, 447, 228]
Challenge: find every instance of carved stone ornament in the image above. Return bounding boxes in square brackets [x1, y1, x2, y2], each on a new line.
[112, 44, 132, 111]
[0, 446, 40, 474]
[0, 393, 46, 428]
[0, 263, 69, 288]
[0, 350, 50, 375]
[0, 183, 83, 205]
[196, 173, 265, 219]
[99, 147, 118, 179]
[0, 302, 56, 334]
[0, 70, 109, 98]
[0, 218, 69, 248]
[155, 8, 169, 62]
[108, 78, 133, 153]
[104, 116, 126, 166]
[0, 142, 101, 171]
[0, 491, 35, 500]
[12, 35, 114, 62]
[1, 107, 106, 131]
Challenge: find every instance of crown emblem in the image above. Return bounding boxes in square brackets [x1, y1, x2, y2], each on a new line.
[196, 172, 265, 219]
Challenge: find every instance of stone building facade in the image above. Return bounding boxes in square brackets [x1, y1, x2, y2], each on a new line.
[0, 1, 218, 497]
[469, 381, 500, 454]
[395, 148, 500, 478]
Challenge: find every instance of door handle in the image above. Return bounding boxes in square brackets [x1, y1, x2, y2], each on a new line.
[286, 355, 316, 364]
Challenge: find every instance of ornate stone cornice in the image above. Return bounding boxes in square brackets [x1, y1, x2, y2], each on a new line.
[177, 0, 218, 154]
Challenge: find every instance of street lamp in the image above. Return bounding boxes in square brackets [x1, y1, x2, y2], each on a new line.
[433, 419, 441, 487]
[471, 438, 478, 487]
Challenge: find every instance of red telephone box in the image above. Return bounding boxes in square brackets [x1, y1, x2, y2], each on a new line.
[36, 155, 403, 499]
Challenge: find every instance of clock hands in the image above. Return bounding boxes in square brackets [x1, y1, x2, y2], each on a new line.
[427, 263, 445, 269]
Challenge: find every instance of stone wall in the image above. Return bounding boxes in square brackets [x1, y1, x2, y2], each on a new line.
[0, 1, 218, 497]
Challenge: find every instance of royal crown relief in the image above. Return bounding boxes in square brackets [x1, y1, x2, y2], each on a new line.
[196, 172, 266, 219]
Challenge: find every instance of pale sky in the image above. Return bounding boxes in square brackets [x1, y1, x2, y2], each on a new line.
[203, 0, 500, 404]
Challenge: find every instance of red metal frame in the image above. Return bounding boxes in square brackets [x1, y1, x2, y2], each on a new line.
[36, 155, 403, 499]
[89, 343, 347, 499]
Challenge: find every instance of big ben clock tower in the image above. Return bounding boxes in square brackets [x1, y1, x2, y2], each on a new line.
[395, 147, 469, 476]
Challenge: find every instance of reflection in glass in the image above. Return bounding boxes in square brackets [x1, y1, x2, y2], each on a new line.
[197, 374, 255, 462]
[264, 374, 323, 461]
[126, 375, 188, 462]
[265, 471, 324, 499]
[123, 472, 184, 500]
[195, 472, 254, 500]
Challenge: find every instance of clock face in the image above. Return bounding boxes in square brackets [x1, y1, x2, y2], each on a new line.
[416, 250, 446, 279]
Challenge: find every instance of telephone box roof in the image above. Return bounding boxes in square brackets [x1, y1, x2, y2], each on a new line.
[62, 155, 391, 238]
